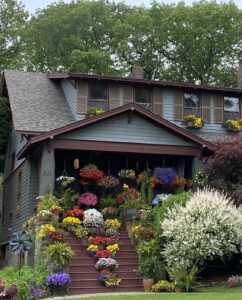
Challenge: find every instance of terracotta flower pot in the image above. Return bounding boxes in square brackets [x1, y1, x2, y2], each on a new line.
[175, 287, 183, 293]
[186, 121, 194, 127]
[143, 278, 154, 292]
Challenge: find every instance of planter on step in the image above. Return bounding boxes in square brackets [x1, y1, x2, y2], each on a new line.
[143, 278, 154, 292]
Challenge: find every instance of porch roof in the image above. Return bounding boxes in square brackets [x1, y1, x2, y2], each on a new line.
[17, 103, 216, 159]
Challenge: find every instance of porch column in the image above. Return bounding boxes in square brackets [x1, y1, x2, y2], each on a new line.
[39, 148, 55, 195]
[192, 157, 204, 179]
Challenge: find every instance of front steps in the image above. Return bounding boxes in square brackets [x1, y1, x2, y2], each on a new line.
[66, 228, 143, 295]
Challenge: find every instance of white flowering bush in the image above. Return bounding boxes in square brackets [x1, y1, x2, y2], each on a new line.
[161, 188, 242, 268]
[83, 208, 104, 227]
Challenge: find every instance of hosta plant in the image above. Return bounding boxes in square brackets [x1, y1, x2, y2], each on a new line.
[44, 242, 74, 266]
[161, 188, 242, 268]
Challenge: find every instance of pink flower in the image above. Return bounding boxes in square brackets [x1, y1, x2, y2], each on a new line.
[1, 280, 6, 284]
[78, 193, 98, 206]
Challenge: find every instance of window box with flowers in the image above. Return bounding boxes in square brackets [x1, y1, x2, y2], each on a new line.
[87, 107, 104, 117]
[184, 115, 204, 129]
[224, 119, 242, 132]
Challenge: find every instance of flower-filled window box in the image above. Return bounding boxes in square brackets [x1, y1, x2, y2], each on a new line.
[224, 119, 242, 132]
[87, 106, 104, 117]
[184, 114, 204, 129]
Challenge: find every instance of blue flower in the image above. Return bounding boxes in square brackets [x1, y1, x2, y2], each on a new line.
[46, 272, 71, 286]
[154, 168, 176, 185]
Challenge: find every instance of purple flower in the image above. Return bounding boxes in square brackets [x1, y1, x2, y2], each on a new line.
[154, 168, 176, 184]
[126, 209, 139, 215]
[46, 272, 71, 286]
[78, 193, 98, 206]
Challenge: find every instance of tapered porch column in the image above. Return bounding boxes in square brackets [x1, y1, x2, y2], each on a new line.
[39, 148, 55, 195]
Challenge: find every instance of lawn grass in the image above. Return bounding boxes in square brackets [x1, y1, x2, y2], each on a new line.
[68, 293, 242, 300]
[67, 285, 242, 300]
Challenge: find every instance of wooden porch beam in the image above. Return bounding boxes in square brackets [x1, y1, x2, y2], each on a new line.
[50, 139, 202, 157]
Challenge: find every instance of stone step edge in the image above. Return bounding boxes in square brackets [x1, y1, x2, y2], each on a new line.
[69, 285, 143, 289]
[70, 277, 142, 281]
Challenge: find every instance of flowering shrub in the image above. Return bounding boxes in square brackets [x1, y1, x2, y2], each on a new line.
[95, 258, 118, 271]
[80, 164, 104, 185]
[83, 209, 104, 227]
[98, 176, 119, 188]
[0, 280, 18, 299]
[94, 250, 111, 258]
[38, 224, 55, 238]
[151, 280, 174, 292]
[154, 168, 176, 185]
[66, 209, 85, 218]
[227, 275, 239, 287]
[46, 272, 71, 286]
[161, 188, 242, 268]
[116, 188, 140, 205]
[78, 193, 98, 206]
[104, 219, 121, 229]
[62, 217, 81, 228]
[118, 169, 136, 179]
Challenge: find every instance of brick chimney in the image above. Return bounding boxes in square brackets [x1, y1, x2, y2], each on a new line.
[238, 59, 242, 88]
[130, 66, 144, 79]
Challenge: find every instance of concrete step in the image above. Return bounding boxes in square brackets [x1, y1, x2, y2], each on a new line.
[69, 263, 139, 273]
[70, 270, 140, 280]
[69, 285, 143, 295]
[69, 277, 142, 288]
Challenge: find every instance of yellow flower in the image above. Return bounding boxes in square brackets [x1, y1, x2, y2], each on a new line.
[184, 114, 196, 122]
[63, 217, 81, 228]
[104, 219, 121, 229]
[123, 183, 129, 190]
[87, 244, 98, 252]
[226, 120, 241, 132]
[107, 243, 119, 254]
[38, 224, 55, 238]
[194, 118, 202, 128]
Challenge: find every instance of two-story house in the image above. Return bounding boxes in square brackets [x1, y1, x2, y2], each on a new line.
[0, 65, 242, 266]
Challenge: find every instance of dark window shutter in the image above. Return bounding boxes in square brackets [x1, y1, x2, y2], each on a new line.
[202, 94, 211, 123]
[77, 81, 88, 114]
[174, 90, 183, 121]
[240, 96, 242, 118]
[109, 84, 120, 109]
[123, 85, 133, 105]
[153, 88, 163, 117]
[214, 94, 223, 123]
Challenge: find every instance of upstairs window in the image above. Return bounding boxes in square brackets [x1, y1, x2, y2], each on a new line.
[224, 97, 240, 122]
[89, 84, 108, 112]
[184, 93, 201, 118]
[135, 88, 152, 111]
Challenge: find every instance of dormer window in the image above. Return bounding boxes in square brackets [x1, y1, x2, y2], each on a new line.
[89, 84, 108, 111]
[184, 93, 201, 118]
[224, 96, 240, 121]
[134, 87, 152, 111]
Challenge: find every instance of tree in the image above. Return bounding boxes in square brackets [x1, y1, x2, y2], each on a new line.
[203, 136, 242, 205]
[150, 1, 242, 86]
[0, 0, 28, 73]
[0, 97, 11, 172]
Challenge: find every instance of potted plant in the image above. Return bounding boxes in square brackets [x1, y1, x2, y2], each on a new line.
[0, 280, 18, 299]
[224, 120, 241, 132]
[227, 275, 239, 288]
[36, 210, 52, 225]
[137, 260, 158, 292]
[174, 280, 184, 293]
[87, 107, 104, 117]
[184, 265, 199, 292]
[105, 273, 122, 287]
[44, 242, 74, 267]
[95, 258, 118, 271]
[56, 175, 75, 187]
[86, 244, 98, 257]
[46, 272, 71, 296]
[38, 224, 55, 240]
[184, 115, 204, 129]
[62, 216, 81, 232]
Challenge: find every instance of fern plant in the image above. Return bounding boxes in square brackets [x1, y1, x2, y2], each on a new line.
[44, 242, 74, 266]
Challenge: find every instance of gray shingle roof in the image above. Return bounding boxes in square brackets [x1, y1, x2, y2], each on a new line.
[4, 70, 75, 132]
